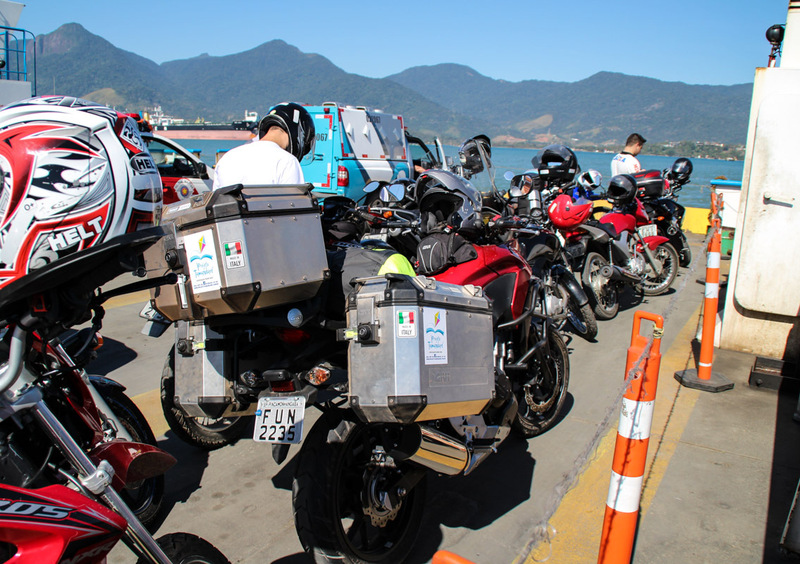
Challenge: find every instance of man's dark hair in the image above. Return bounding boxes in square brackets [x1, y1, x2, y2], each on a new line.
[626, 133, 647, 146]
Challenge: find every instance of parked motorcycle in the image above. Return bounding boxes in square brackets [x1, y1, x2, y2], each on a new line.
[633, 157, 694, 267]
[503, 168, 598, 340]
[146, 136, 569, 562]
[0, 230, 229, 564]
[547, 172, 679, 320]
[0, 96, 229, 563]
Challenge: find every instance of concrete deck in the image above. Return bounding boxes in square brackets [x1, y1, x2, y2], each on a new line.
[98, 232, 800, 563]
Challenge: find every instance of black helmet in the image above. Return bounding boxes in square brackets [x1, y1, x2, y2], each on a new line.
[531, 144, 579, 186]
[258, 102, 316, 162]
[320, 196, 364, 242]
[606, 174, 638, 205]
[458, 134, 491, 175]
[670, 158, 693, 184]
[417, 170, 483, 235]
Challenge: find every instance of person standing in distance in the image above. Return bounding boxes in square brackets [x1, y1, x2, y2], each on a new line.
[212, 102, 315, 189]
[610, 133, 646, 176]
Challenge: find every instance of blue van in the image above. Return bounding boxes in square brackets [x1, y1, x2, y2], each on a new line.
[302, 103, 414, 201]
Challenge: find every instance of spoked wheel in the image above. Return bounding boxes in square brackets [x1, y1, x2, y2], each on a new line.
[293, 412, 427, 563]
[512, 329, 570, 438]
[582, 252, 619, 320]
[558, 282, 598, 341]
[137, 532, 231, 564]
[642, 243, 679, 296]
[161, 347, 250, 450]
[99, 387, 164, 532]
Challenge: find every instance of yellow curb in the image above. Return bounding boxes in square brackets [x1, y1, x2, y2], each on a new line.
[103, 289, 151, 311]
[524, 306, 702, 564]
[132, 388, 170, 439]
[682, 207, 711, 234]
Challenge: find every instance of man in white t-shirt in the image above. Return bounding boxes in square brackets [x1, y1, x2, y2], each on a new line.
[213, 102, 315, 190]
[610, 133, 646, 176]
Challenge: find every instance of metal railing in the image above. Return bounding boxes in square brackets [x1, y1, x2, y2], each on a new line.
[0, 25, 35, 93]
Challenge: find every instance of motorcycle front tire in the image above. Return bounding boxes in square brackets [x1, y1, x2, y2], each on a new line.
[293, 411, 426, 564]
[137, 532, 231, 564]
[513, 329, 570, 438]
[161, 347, 251, 450]
[99, 387, 165, 532]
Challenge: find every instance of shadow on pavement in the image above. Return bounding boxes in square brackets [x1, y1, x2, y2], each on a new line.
[87, 336, 138, 375]
[764, 380, 800, 562]
[407, 434, 536, 563]
[156, 432, 211, 519]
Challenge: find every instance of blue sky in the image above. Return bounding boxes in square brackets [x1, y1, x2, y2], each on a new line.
[17, 0, 792, 85]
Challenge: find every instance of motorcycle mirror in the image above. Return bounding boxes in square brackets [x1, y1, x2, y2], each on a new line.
[363, 180, 382, 193]
[379, 184, 406, 202]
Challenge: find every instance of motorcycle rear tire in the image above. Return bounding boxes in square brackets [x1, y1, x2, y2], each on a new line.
[512, 329, 570, 438]
[582, 252, 619, 320]
[161, 347, 250, 451]
[100, 387, 165, 532]
[642, 243, 679, 296]
[293, 411, 426, 564]
[137, 532, 231, 564]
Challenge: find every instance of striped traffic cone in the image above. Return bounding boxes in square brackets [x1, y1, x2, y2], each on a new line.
[598, 311, 663, 564]
[674, 212, 734, 392]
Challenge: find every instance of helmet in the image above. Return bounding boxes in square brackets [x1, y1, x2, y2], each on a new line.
[577, 169, 602, 191]
[320, 196, 364, 242]
[531, 144, 579, 186]
[417, 170, 483, 235]
[670, 158, 693, 184]
[458, 135, 491, 175]
[0, 96, 161, 289]
[606, 174, 638, 205]
[258, 102, 316, 162]
[547, 193, 593, 230]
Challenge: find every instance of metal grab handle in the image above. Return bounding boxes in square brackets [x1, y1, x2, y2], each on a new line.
[0, 325, 27, 394]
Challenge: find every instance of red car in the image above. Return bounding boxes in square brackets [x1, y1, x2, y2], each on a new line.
[142, 132, 214, 204]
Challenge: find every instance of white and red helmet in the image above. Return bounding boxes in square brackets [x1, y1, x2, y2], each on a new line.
[0, 96, 162, 289]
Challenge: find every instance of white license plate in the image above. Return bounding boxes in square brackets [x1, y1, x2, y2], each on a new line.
[253, 396, 305, 444]
[638, 224, 658, 238]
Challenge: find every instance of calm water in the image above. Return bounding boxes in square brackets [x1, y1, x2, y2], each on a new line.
[183, 139, 743, 209]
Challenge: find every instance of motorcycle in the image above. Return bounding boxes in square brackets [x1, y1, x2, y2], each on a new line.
[0, 228, 229, 563]
[146, 141, 568, 562]
[633, 157, 694, 267]
[503, 169, 598, 340]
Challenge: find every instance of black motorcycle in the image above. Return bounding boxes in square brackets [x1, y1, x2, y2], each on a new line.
[633, 157, 694, 267]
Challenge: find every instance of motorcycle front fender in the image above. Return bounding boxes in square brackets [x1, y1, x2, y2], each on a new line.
[552, 264, 589, 306]
[639, 235, 670, 251]
[89, 440, 176, 491]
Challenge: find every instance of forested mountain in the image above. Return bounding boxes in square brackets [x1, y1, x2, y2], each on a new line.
[31, 24, 752, 146]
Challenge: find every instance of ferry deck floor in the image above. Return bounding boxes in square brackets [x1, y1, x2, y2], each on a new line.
[101, 232, 800, 563]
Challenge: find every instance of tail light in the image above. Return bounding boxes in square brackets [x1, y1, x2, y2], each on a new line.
[337, 166, 349, 187]
[276, 328, 311, 345]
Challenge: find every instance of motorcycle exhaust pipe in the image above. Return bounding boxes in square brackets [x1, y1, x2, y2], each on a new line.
[394, 425, 470, 476]
[600, 264, 642, 284]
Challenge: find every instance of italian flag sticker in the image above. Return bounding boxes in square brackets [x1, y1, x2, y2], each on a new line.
[397, 310, 416, 338]
[223, 241, 245, 269]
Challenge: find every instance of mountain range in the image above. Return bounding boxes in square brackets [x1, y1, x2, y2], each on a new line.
[32, 24, 752, 146]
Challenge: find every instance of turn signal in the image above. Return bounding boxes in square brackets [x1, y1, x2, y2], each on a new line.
[305, 366, 331, 386]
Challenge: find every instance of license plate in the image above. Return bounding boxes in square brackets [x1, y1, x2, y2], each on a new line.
[638, 224, 658, 238]
[253, 396, 305, 444]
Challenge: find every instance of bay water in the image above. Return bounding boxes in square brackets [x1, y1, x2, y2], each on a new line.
[183, 139, 744, 210]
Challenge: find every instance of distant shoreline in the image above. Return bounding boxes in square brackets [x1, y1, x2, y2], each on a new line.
[154, 129, 253, 141]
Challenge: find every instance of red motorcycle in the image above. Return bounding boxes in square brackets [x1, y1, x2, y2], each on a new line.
[0, 230, 230, 563]
[415, 170, 570, 437]
[547, 174, 679, 320]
